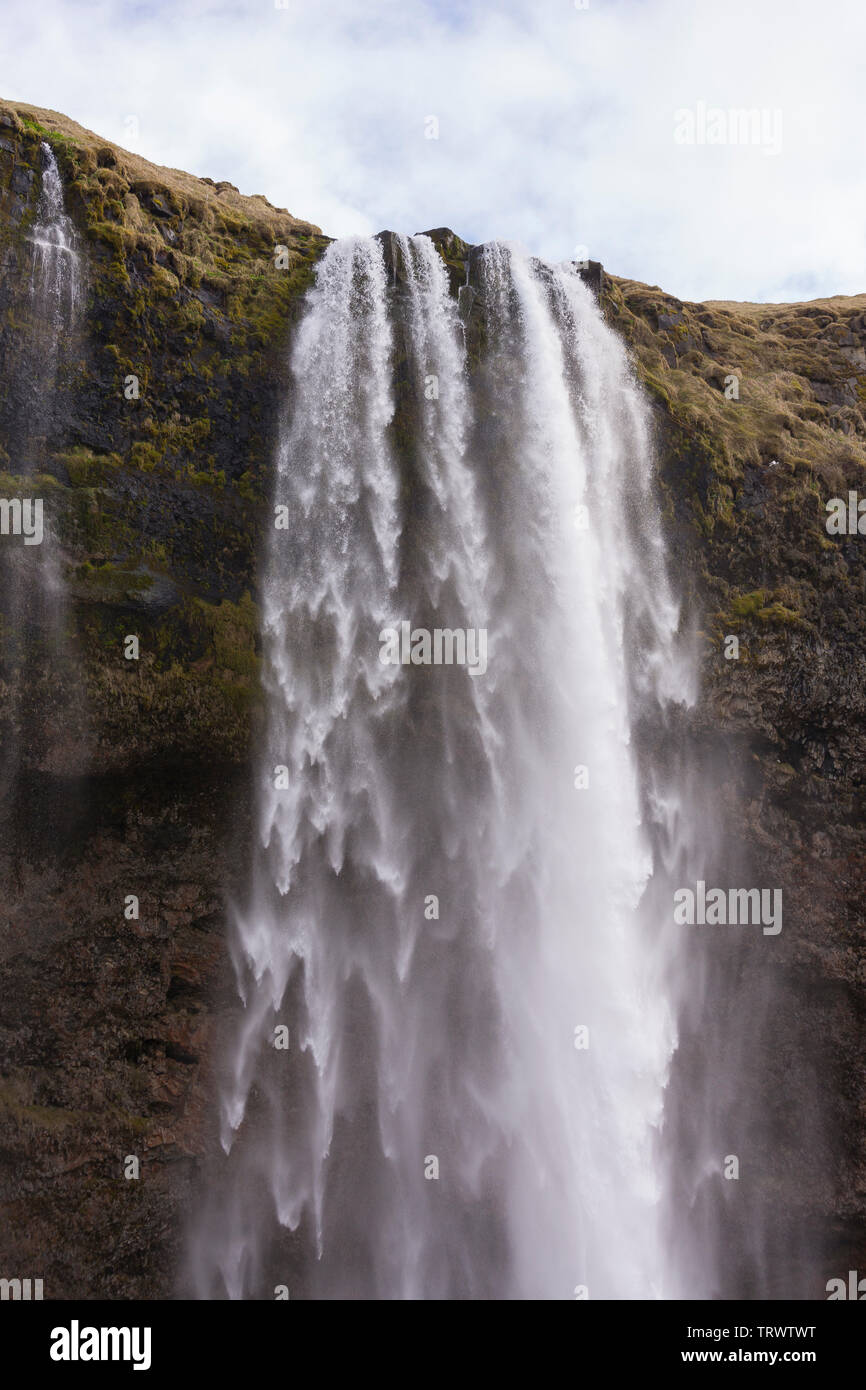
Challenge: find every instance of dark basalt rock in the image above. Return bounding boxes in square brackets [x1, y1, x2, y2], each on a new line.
[577, 257, 604, 296]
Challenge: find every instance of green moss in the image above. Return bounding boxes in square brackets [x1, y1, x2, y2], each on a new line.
[19, 114, 51, 138]
[757, 601, 803, 626]
[74, 560, 153, 599]
[0, 470, 64, 495]
[730, 590, 769, 619]
[641, 373, 673, 409]
[236, 469, 262, 501]
[708, 480, 736, 527]
[721, 589, 804, 629]
[193, 591, 259, 677]
[150, 264, 181, 297]
[130, 441, 162, 472]
[87, 221, 135, 254]
[57, 447, 123, 487]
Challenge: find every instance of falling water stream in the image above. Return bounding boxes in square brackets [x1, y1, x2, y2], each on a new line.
[194, 233, 703, 1300]
[0, 142, 81, 813]
[29, 143, 81, 344]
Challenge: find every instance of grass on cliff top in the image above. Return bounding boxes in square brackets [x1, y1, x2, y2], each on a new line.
[606, 274, 866, 518]
[702, 291, 866, 316]
[3, 99, 321, 242]
[2, 98, 330, 317]
[603, 275, 866, 641]
[1, 97, 332, 507]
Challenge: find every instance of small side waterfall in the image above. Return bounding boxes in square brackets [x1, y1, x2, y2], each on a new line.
[192, 233, 701, 1300]
[30, 142, 81, 331]
[12, 141, 81, 462]
[0, 141, 82, 819]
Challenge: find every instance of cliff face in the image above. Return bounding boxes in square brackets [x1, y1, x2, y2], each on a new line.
[0, 101, 863, 1298]
[602, 276, 866, 1291]
[0, 101, 325, 1298]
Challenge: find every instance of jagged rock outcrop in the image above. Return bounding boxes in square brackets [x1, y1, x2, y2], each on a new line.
[0, 99, 864, 1297]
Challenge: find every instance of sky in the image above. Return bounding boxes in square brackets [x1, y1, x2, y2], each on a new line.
[1, 0, 864, 303]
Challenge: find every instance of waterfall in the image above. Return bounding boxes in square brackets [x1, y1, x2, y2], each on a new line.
[14, 141, 81, 459]
[29, 142, 81, 334]
[0, 142, 82, 817]
[193, 233, 699, 1300]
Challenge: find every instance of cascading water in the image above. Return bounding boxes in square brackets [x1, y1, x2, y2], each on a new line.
[0, 142, 82, 817]
[5, 141, 81, 458]
[29, 143, 81, 339]
[193, 233, 701, 1299]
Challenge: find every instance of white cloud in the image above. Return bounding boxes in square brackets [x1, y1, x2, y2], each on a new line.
[1, 0, 863, 301]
